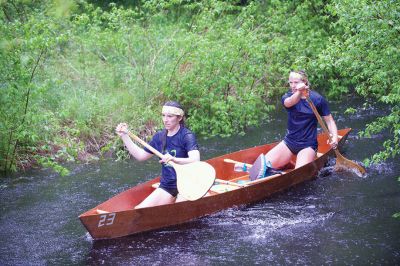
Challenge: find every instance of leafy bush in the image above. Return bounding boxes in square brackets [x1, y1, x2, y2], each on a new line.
[1, 0, 399, 175]
[312, 0, 400, 165]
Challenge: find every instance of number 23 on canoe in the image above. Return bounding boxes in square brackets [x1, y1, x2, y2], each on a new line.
[128, 132, 216, 201]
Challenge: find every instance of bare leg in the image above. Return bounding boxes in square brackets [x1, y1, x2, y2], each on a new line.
[295, 147, 316, 168]
[134, 188, 176, 209]
[264, 141, 294, 169]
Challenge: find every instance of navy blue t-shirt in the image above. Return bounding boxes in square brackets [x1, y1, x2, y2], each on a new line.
[144, 126, 199, 190]
[281, 90, 331, 149]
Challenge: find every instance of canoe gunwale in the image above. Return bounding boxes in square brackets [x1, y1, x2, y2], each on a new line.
[79, 128, 352, 240]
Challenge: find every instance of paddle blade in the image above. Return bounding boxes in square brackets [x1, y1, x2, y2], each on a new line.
[249, 154, 266, 181]
[175, 161, 216, 201]
[334, 151, 366, 177]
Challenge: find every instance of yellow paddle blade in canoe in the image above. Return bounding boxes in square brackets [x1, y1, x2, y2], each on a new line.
[173, 161, 216, 201]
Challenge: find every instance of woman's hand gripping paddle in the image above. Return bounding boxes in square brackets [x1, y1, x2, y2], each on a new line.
[128, 132, 216, 201]
[302, 89, 366, 177]
[224, 154, 267, 181]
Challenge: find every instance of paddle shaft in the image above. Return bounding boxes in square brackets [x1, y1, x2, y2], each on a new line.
[304, 95, 345, 159]
[128, 132, 165, 159]
[304, 96, 332, 142]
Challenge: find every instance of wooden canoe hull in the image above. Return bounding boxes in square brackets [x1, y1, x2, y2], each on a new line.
[79, 128, 351, 240]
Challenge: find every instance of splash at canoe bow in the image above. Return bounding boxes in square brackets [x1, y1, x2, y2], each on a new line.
[79, 128, 353, 240]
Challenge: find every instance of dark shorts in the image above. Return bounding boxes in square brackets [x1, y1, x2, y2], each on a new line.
[159, 185, 179, 197]
[284, 140, 317, 155]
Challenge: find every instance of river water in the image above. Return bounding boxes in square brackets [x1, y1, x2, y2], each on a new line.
[1, 97, 399, 265]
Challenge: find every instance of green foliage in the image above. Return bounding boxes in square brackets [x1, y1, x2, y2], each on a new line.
[35, 156, 70, 176]
[314, 0, 400, 164]
[0, 1, 70, 174]
[1, 0, 399, 175]
[361, 107, 399, 166]
[344, 107, 357, 115]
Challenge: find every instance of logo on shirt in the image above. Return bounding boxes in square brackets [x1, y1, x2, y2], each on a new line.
[169, 149, 177, 157]
[163, 149, 177, 167]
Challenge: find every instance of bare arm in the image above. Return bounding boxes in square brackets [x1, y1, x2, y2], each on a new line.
[284, 90, 302, 108]
[160, 150, 200, 165]
[116, 123, 153, 161]
[323, 114, 339, 148]
[120, 134, 153, 161]
[284, 82, 309, 108]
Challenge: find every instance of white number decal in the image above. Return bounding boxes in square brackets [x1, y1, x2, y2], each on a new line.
[98, 213, 116, 227]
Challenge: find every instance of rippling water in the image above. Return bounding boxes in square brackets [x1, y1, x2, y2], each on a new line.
[1, 97, 399, 265]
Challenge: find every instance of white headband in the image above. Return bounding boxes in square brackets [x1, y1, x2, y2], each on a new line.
[162, 106, 184, 116]
[289, 72, 303, 79]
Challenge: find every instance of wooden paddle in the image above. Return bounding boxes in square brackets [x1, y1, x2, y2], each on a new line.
[128, 132, 216, 201]
[303, 91, 366, 177]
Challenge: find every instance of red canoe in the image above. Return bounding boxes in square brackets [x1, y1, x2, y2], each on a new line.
[79, 128, 352, 240]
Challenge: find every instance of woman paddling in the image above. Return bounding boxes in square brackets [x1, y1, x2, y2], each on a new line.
[269, 70, 338, 169]
[116, 101, 200, 208]
[236, 70, 339, 172]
